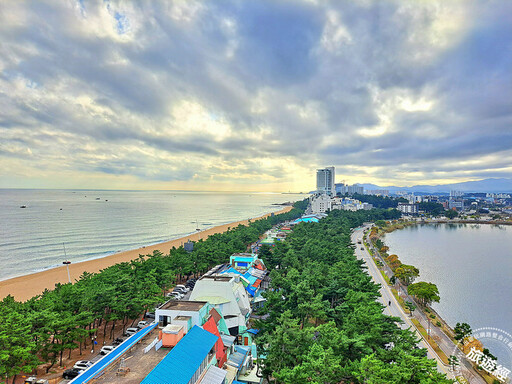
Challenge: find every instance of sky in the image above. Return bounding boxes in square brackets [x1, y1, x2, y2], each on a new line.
[0, 0, 511, 192]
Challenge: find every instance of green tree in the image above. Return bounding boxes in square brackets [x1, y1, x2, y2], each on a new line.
[454, 322, 472, 352]
[445, 209, 458, 219]
[448, 355, 459, 371]
[394, 264, 420, 285]
[356, 350, 453, 384]
[407, 282, 440, 307]
[404, 301, 417, 317]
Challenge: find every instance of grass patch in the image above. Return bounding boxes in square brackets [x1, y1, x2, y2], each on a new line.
[411, 318, 450, 365]
[380, 270, 391, 285]
[391, 288, 407, 309]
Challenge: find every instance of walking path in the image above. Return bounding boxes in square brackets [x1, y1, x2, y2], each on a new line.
[352, 225, 486, 383]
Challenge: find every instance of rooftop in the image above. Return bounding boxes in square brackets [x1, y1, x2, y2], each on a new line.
[159, 300, 208, 311]
[162, 324, 183, 334]
[200, 275, 233, 282]
[198, 365, 227, 384]
[141, 326, 218, 384]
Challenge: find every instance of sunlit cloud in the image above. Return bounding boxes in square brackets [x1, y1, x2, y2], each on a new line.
[0, 0, 510, 191]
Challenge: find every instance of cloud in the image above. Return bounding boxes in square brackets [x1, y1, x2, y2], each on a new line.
[0, 0, 510, 190]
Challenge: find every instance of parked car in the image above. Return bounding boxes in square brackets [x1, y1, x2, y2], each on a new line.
[137, 320, 148, 328]
[145, 312, 155, 319]
[100, 345, 115, 355]
[74, 360, 93, 369]
[113, 337, 124, 346]
[171, 292, 184, 300]
[361, 247, 364, 250]
[175, 284, 189, 292]
[173, 287, 187, 294]
[185, 281, 195, 288]
[24, 378, 49, 384]
[62, 368, 85, 379]
[125, 327, 139, 336]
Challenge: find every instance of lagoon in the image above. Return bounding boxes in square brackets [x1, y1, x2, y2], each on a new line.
[384, 223, 512, 365]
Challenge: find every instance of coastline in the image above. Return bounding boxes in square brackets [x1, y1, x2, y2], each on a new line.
[0, 206, 292, 302]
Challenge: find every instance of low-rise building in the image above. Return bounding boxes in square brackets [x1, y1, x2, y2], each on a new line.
[155, 300, 210, 329]
[190, 276, 251, 336]
[141, 325, 218, 384]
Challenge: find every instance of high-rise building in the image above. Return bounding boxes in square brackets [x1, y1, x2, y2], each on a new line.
[335, 183, 347, 195]
[316, 167, 335, 196]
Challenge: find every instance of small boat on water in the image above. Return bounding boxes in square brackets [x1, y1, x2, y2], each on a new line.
[20, 205, 27, 208]
[95, 197, 101, 200]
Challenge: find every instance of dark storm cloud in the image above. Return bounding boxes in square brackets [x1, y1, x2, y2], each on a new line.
[0, 0, 510, 187]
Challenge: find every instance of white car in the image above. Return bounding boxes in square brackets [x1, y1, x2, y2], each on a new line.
[100, 345, 115, 355]
[73, 360, 93, 370]
[137, 321, 148, 329]
[125, 327, 139, 336]
[175, 284, 189, 292]
[168, 291, 183, 300]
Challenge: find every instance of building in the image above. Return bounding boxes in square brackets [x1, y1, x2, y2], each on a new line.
[335, 182, 347, 195]
[448, 200, 464, 211]
[316, 167, 335, 196]
[365, 189, 389, 196]
[229, 253, 259, 270]
[347, 184, 364, 195]
[141, 325, 219, 384]
[198, 365, 227, 384]
[155, 300, 210, 329]
[397, 203, 419, 215]
[189, 275, 251, 336]
[310, 193, 332, 213]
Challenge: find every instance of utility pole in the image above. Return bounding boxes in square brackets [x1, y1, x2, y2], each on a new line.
[63, 242, 71, 284]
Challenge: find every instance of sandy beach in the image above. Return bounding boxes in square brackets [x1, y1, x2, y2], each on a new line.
[0, 206, 292, 302]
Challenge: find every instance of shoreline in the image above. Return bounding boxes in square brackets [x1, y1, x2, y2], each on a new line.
[0, 206, 292, 302]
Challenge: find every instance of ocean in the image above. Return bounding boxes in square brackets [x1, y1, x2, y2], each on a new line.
[0, 189, 304, 281]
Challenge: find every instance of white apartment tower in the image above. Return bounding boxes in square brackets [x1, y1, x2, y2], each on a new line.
[316, 167, 335, 196]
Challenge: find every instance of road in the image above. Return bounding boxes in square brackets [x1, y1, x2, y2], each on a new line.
[351, 225, 485, 383]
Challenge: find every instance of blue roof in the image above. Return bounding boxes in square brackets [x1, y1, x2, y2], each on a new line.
[70, 322, 158, 384]
[245, 285, 256, 297]
[141, 326, 218, 384]
[242, 271, 258, 285]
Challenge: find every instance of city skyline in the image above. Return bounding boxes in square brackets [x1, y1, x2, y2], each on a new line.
[1, 1, 511, 192]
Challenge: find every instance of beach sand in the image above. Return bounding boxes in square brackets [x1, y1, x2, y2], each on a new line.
[0, 206, 292, 302]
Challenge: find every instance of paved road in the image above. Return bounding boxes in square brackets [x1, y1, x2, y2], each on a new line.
[352, 226, 457, 380]
[352, 225, 487, 383]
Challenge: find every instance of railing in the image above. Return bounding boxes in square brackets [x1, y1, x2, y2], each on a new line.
[68, 321, 158, 384]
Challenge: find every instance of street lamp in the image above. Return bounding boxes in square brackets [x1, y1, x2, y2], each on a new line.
[63, 261, 71, 284]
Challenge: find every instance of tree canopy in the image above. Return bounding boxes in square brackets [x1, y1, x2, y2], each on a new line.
[255, 209, 451, 384]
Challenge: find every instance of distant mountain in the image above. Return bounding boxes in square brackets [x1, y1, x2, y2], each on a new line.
[358, 178, 512, 194]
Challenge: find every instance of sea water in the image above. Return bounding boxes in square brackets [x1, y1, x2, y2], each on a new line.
[0, 189, 304, 281]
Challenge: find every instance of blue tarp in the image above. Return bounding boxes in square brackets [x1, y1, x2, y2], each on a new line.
[245, 285, 256, 297]
[69, 322, 158, 384]
[242, 272, 257, 285]
[141, 325, 218, 384]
